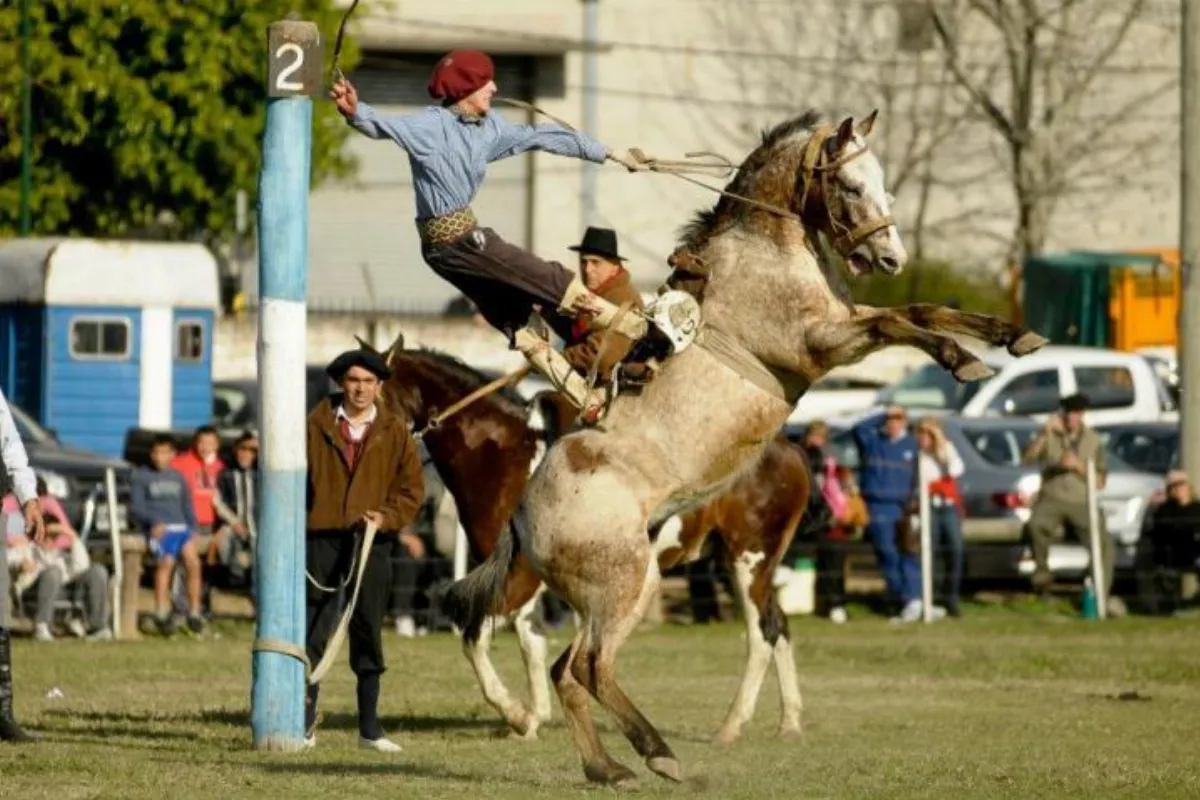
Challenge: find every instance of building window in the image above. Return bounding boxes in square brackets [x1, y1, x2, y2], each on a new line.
[70, 318, 131, 361]
[176, 320, 205, 362]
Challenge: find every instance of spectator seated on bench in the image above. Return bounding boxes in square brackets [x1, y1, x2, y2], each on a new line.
[3, 478, 112, 641]
[130, 434, 206, 636]
[207, 430, 258, 601]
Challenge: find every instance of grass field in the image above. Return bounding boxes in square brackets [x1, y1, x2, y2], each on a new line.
[4, 604, 1199, 799]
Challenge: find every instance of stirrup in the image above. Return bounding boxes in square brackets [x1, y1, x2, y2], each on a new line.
[646, 290, 701, 354]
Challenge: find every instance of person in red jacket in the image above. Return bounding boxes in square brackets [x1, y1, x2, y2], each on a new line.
[171, 426, 225, 536]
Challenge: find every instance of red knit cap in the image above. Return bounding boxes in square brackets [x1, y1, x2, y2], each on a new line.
[428, 50, 495, 103]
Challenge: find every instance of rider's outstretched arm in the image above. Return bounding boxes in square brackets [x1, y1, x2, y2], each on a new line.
[486, 113, 609, 164]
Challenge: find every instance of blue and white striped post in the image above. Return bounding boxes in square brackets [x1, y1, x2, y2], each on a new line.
[251, 18, 323, 751]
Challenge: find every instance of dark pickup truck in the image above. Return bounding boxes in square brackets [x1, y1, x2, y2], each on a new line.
[7, 402, 131, 533]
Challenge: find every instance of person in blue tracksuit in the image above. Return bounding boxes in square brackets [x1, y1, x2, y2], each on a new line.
[853, 406, 920, 618]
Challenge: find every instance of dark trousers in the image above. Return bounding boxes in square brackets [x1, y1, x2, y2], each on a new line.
[423, 227, 573, 338]
[306, 532, 393, 677]
[866, 504, 920, 606]
[816, 537, 848, 611]
[931, 506, 964, 612]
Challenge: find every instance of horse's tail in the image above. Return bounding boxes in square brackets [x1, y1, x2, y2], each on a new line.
[443, 505, 526, 643]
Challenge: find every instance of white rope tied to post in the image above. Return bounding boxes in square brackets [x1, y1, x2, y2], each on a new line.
[1085, 459, 1108, 620]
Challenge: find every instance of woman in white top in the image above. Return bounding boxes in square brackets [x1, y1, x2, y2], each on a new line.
[915, 417, 966, 617]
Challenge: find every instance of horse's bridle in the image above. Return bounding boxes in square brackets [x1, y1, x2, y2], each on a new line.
[797, 125, 896, 258]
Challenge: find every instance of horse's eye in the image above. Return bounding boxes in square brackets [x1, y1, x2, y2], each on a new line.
[845, 184, 863, 198]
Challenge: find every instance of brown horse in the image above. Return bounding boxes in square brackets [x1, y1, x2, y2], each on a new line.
[379, 341, 555, 735]
[655, 434, 812, 744]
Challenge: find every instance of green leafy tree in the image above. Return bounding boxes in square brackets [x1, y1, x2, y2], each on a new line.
[849, 256, 1011, 319]
[0, 0, 359, 242]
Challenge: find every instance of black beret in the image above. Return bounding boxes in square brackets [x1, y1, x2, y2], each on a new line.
[1060, 393, 1089, 412]
[326, 349, 392, 382]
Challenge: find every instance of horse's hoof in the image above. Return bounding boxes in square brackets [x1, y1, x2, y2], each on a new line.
[1009, 331, 1049, 356]
[584, 760, 638, 785]
[954, 361, 994, 382]
[777, 724, 803, 740]
[647, 755, 683, 783]
[713, 728, 740, 746]
[505, 725, 539, 742]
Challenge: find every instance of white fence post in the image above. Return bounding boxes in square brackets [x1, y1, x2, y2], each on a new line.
[919, 476, 934, 623]
[1085, 459, 1108, 620]
[105, 467, 123, 639]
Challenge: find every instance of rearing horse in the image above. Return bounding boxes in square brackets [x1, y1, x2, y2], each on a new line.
[445, 109, 1046, 785]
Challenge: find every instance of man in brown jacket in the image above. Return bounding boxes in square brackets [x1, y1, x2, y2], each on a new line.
[1022, 393, 1123, 614]
[304, 348, 424, 752]
[540, 226, 647, 437]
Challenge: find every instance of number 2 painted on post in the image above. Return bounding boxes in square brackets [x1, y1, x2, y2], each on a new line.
[274, 43, 304, 92]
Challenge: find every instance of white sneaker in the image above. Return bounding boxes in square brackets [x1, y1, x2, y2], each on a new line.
[66, 619, 87, 639]
[34, 622, 54, 642]
[302, 733, 316, 749]
[829, 606, 849, 625]
[358, 736, 402, 753]
[891, 599, 923, 624]
[394, 616, 416, 638]
[87, 628, 114, 642]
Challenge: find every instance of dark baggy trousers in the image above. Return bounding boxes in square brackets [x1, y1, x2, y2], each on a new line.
[422, 227, 574, 340]
[305, 532, 393, 677]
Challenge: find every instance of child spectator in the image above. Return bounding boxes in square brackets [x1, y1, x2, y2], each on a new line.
[131, 435, 205, 635]
[171, 426, 225, 537]
[210, 430, 258, 594]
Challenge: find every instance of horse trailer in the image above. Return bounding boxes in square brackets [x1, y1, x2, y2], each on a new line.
[0, 238, 221, 457]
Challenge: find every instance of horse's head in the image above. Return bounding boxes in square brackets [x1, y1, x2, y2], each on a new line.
[800, 111, 907, 277]
[671, 109, 906, 292]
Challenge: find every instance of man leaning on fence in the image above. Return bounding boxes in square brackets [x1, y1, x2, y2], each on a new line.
[0, 385, 46, 742]
[304, 348, 424, 753]
[1021, 393, 1125, 615]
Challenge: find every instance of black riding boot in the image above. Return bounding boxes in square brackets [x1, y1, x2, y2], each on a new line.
[0, 627, 33, 743]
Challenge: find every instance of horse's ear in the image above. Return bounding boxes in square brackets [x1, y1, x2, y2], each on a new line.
[835, 116, 856, 151]
[379, 331, 406, 364]
[855, 109, 878, 138]
[354, 334, 379, 354]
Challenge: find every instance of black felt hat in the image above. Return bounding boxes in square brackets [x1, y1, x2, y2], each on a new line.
[1060, 393, 1089, 412]
[568, 226, 626, 262]
[326, 349, 392, 383]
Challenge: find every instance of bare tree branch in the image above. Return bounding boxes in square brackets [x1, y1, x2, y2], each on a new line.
[929, 1, 1018, 143]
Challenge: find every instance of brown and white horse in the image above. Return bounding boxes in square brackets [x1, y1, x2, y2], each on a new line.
[445, 109, 1046, 785]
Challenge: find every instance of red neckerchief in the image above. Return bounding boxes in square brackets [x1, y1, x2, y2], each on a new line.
[570, 269, 627, 341]
[337, 417, 374, 472]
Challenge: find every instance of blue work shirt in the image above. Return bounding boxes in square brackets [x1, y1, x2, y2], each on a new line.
[347, 102, 609, 219]
[853, 411, 917, 512]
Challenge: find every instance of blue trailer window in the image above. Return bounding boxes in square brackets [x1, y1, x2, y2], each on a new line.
[175, 319, 205, 362]
[70, 317, 131, 360]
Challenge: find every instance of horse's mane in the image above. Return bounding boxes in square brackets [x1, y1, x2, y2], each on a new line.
[676, 108, 823, 251]
[402, 348, 529, 418]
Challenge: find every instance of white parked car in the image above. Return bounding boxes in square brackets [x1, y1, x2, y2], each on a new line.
[875, 345, 1176, 426]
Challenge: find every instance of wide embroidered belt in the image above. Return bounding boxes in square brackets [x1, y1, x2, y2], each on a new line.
[416, 207, 478, 246]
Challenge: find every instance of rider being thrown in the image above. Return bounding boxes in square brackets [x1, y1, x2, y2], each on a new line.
[331, 49, 651, 422]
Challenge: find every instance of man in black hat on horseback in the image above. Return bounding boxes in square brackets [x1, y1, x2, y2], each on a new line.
[539, 227, 648, 438]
